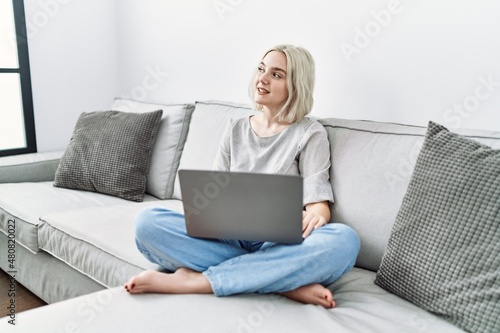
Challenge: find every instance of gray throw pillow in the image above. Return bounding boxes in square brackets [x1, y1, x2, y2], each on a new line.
[111, 98, 194, 199]
[375, 121, 500, 333]
[54, 110, 163, 202]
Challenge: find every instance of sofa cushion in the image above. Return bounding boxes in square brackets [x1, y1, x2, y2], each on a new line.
[12, 267, 465, 333]
[112, 98, 194, 199]
[38, 200, 184, 288]
[319, 118, 500, 272]
[54, 110, 163, 202]
[374, 122, 500, 333]
[172, 101, 256, 199]
[0, 182, 158, 253]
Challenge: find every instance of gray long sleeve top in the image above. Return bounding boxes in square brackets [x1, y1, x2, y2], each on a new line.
[213, 116, 334, 206]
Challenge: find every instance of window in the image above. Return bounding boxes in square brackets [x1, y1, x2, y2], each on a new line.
[0, 0, 36, 157]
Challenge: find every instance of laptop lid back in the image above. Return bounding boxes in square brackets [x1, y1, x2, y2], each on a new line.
[178, 170, 303, 244]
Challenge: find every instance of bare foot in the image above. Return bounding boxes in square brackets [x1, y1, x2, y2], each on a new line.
[281, 284, 335, 308]
[124, 268, 212, 294]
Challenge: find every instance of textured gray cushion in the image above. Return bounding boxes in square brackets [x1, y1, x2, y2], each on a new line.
[112, 98, 194, 199]
[375, 121, 500, 333]
[54, 110, 163, 202]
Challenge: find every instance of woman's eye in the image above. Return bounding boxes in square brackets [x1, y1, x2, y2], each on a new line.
[274, 73, 282, 79]
[258, 67, 264, 72]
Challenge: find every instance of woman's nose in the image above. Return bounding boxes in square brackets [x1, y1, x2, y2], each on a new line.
[258, 72, 269, 84]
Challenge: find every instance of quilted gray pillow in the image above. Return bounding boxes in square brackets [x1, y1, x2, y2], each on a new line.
[375, 121, 500, 333]
[54, 110, 162, 202]
[112, 98, 194, 199]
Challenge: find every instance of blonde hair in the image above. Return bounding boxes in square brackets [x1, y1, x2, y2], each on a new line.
[248, 44, 315, 123]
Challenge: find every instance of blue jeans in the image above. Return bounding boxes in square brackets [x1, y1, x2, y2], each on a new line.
[134, 207, 360, 297]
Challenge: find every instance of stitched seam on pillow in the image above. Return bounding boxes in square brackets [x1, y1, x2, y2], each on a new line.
[196, 100, 254, 110]
[322, 124, 425, 137]
[113, 97, 190, 109]
[165, 104, 195, 199]
[322, 124, 500, 141]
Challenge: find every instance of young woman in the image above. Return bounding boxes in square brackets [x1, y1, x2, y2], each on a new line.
[124, 45, 360, 308]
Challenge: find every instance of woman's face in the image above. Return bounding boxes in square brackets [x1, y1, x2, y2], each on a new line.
[254, 51, 289, 112]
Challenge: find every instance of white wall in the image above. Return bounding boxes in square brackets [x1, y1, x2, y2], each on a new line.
[28, 0, 500, 152]
[25, 0, 119, 152]
[115, 0, 500, 131]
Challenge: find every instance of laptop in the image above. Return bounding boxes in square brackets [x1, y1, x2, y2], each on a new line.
[178, 170, 304, 244]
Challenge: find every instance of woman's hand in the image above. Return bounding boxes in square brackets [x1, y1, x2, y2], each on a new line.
[302, 201, 331, 238]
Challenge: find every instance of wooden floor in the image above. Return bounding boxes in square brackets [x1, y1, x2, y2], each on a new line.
[0, 269, 47, 318]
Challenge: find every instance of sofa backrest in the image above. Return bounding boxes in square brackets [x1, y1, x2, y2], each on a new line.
[320, 118, 500, 272]
[115, 98, 500, 273]
[172, 101, 256, 199]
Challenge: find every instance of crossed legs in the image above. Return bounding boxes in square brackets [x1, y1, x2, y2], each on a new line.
[124, 207, 359, 308]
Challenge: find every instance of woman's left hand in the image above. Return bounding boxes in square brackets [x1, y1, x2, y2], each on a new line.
[302, 211, 327, 238]
[302, 201, 330, 238]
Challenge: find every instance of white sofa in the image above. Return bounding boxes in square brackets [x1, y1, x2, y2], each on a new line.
[1, 99, 498, 332]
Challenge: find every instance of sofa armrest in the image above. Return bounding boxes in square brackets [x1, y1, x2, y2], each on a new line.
[0, 150, 64, 183]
